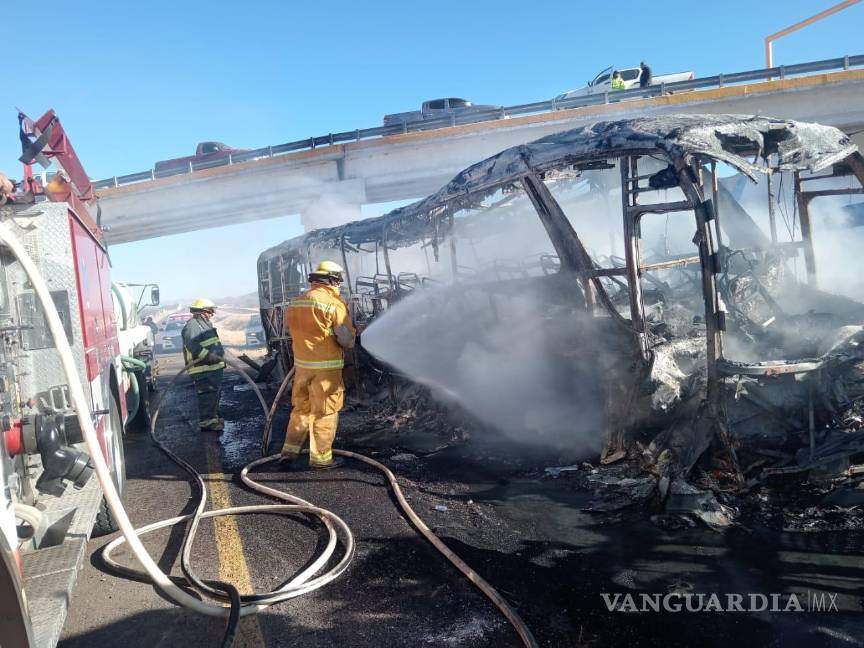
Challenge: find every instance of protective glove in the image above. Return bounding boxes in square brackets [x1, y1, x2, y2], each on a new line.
[205, 351, 223, 364]
[333, 324, 355, 350]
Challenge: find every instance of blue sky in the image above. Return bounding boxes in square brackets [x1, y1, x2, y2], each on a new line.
[3, 0, 862, 301]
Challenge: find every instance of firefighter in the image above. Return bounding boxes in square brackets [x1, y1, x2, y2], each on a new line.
[280, 261, 356, 469]
[182, 298, 226, 432]
[611, 70, 626, 91]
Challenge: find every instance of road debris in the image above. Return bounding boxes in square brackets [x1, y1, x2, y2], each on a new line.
[665, 480, 737, 529]
[544, 465, 581, 478]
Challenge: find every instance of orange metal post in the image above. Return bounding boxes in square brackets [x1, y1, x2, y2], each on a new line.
[765, 0, 861, 68]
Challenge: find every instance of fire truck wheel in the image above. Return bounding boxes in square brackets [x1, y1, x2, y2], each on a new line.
[125, 370, 152, 434]
[93, 395, 127, 537]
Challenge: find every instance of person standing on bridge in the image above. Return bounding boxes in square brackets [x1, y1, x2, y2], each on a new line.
[182, 298, 226, 432]
[611, 70, 626, 91]
[639, 61, 652, 88]
[280, 261, 356, 469]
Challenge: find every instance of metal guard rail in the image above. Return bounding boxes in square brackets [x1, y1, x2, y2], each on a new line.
[92, 54, 864, 190]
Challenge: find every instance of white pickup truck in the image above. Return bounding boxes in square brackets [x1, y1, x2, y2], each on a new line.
[555, 65, 694, 102]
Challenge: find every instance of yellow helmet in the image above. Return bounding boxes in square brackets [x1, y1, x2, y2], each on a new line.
[314, 260, 344, 275]
[190, 298, 217, 312]
[311, 260, 345, 283]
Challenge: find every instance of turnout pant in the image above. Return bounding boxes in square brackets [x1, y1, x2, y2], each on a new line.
[281, 367, 344, 466]
[192, 369, 223, 429]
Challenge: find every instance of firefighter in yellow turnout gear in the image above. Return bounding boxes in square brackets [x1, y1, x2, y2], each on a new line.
[182, 298, 226, 431]
[281, 261, 356, 469]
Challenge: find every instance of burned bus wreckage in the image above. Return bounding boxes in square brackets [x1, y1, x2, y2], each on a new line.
[258, 114, 864, 520]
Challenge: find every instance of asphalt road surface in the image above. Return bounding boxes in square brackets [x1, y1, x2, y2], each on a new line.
[58, 353, 864, 647]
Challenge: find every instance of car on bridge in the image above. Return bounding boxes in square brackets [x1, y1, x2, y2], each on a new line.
[555, 65, 694, 103]
[384, 97, 502, 127]
[154, 141, 249, 175]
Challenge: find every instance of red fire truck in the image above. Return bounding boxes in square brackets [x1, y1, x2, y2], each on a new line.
[0, 110, 153, 648]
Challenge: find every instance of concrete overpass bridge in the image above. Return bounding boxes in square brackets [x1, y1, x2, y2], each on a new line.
[97, 63, 864, 244]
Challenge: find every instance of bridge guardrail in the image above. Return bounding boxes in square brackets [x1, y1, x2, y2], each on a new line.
[93, 54, 864, 191]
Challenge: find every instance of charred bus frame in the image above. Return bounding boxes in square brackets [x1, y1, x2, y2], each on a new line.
[257, 114, 864, 481]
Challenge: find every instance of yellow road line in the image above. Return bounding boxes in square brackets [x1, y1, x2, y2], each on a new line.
[203, 441, 266, 648]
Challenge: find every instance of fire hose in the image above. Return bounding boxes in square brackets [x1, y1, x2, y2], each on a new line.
[0, 220, 538, 648]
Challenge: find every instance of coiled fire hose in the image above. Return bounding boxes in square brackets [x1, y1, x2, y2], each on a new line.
[0, 221, 537, 648]
[102, 355, 355, 646]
